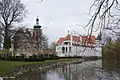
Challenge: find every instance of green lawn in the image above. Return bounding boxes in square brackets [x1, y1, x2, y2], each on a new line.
[0, 58, 78, 75]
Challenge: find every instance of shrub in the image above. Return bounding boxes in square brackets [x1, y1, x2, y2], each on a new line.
[102, 42, 120, 69]
[15, 56, 25, 61]
[37, 54, 44, 61]
[0, 52, 59, 61]
[0, 54, 1, 60]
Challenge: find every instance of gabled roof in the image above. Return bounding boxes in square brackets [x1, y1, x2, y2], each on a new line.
[73, 36, 80, 42]
[57, 38, 64, 45]
[64, 35, 80, 41]
[57, 35, 81, 45]
[81, 36, 95, 42]
[56, 34, 96, 46]
[64, 35, 70, 40]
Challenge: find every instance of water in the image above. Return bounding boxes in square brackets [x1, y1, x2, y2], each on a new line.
[15, 60, 120, 80]
[0, 77, 3, 80]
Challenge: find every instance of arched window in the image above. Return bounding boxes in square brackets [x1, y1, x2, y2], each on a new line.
[62, 47, 65, 53]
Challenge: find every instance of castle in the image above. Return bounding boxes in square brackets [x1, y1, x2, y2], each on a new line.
[56, 33, 101, 57]
[13, 18, 42, 56]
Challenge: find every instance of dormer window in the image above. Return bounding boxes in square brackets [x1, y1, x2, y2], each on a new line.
[64, 42, 70, 45]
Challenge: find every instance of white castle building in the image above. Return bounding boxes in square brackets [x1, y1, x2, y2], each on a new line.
[56, 33, 101, 57]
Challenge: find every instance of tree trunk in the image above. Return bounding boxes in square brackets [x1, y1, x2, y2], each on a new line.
[3, 26, 11, 49]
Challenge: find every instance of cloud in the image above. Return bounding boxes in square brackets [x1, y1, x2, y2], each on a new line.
[22, 0, 94, 43]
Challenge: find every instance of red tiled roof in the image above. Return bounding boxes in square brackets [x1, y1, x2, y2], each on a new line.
[64, 35, 80, 41]
[57, 34, 95, 46]
[57, 35, 81, 45]
[57, 38, 64, 45]
[81, 36, 95, 42]
[64, 35, 70, 40]
[73, 36, 80, 42]
[81, 36, 95, 46]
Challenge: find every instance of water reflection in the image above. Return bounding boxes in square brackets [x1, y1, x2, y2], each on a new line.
[17, 60, 120, 80]
[46, 71, 64, 80]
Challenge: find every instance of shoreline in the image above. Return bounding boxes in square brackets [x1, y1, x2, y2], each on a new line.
[0, 58, 84, 79]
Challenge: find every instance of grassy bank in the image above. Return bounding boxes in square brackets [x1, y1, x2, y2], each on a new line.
[0, 58, 79, 75]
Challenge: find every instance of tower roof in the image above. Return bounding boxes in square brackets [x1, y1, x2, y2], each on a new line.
[34, 17, 41, 28]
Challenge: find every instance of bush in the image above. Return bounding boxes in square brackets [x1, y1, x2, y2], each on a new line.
[0, 53, 59, 61]
[102, 42, 120, 69]
[42, 54, 49, 60]
[27, 54, 45, 62]
[15, 56, 25, 61]
[0, 54, 1, 60]
[50, 54, 59, 59]
[37, 54, 44, 61]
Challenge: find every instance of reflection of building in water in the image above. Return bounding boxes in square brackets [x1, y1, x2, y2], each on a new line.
[14, 60, 120, 80]
[13, 17, 42, 56]
[56, 33, 101, 57]
[61, 60, 119, 80]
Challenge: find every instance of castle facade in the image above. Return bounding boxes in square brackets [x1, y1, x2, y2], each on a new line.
[13, 18, 42, 56]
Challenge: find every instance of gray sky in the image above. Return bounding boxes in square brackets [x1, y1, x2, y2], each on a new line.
[21, 0, 94, 44]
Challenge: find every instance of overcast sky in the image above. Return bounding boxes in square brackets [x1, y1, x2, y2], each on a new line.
[21, 0, 94, 44]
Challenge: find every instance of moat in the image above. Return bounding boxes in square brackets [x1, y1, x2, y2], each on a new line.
[13, 60, 120, 80]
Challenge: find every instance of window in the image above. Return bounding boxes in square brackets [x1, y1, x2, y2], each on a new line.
[66, 47, 67, 52]
[69, 47, 71, 52]
[64, 42, 70, 45]
[62, 47, 65, 53]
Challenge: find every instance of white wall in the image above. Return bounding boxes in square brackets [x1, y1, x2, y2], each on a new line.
[56, 45, 101, 57]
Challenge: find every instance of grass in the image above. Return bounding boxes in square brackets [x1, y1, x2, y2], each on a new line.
[0, 58, 79, 75]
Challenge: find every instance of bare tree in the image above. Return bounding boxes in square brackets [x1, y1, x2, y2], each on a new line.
[86, 0, 120, 70]
[41, 34, 48, 50]
[12, 26, 26, 50]
[49, 42, 56, 50]
[86, 0, 120, 41]
[0, 0, 27, 49]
